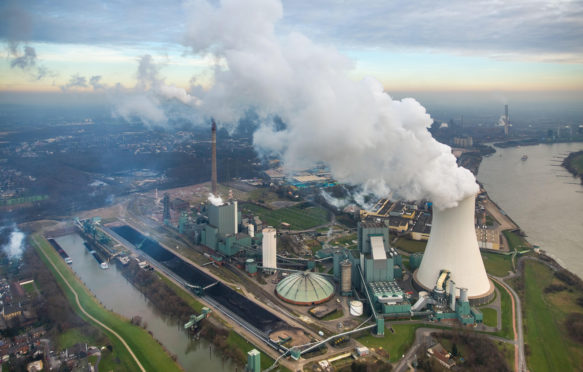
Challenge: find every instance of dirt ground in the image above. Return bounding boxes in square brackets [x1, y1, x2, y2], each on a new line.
[270, 328, 312, 347]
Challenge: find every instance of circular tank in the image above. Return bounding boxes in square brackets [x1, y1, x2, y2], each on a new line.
[275, 272, 334, 306]
[349, 300, 363, 316]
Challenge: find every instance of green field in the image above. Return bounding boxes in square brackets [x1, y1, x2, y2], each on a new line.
[31, 234, 182, 372]
[321, 309, 344, 321]
[493, 281, 514, 340]
[570, 153, 583, 174]
[522, 261, 583, 372]
[21, 281, 36, 295]
[358, 324, 422, 362]
[480, 307, 498, 328]
[393, 238, 427, 254]
[481, 252, 513, 277]
[503, 230, 529, 252]
[226, 331, 290, 372]
[241, 203, 329, 230]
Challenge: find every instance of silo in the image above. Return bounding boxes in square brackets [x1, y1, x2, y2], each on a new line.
[341, 260, 352, 296]
[448, 280, 456, 311]
[460, 287, 469, 303]
[333, 251, 341, 280]
[262, 227, 277, 272]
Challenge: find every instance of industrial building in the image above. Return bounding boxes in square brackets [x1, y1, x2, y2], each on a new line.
[275, 272, 335, 305]
[200, 200, 262, 258]
[414, 195, 495, 305]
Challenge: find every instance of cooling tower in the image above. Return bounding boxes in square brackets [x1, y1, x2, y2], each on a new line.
[414, 194, 493, 304]
[262, 227, 277, 272]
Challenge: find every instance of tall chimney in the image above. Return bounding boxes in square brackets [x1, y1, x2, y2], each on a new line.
[211, 119, 218, 195]
[504, 104, 509, 137]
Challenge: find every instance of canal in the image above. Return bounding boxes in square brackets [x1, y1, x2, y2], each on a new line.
[54, 233, 237, 371]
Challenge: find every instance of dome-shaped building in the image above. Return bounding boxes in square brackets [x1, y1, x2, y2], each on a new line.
[275, 272, 335, 305]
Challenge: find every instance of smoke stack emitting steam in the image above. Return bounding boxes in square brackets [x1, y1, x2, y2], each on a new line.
[122, 0, 478, 210]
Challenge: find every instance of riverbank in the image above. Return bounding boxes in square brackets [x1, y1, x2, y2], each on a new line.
[30, 233, 183, 372]
[562, 150, 583, 184]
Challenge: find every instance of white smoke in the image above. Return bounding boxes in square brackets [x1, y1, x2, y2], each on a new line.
[320, 190, 348, 209]
[113, 55, 201, 125]
[1, 226, 25, 260]
[180, 0, 478, 209]
[208, 193, 223, 206]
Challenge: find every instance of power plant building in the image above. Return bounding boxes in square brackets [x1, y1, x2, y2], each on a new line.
[201, 201, 258, 257]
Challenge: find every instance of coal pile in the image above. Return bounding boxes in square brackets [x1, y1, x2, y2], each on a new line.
[112, 225, 286, 334]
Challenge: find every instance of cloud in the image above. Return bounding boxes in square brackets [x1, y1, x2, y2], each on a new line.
[1, 0, 581, 62]
[7, 43, 57, 81]
[111, 55, 201, 126]
[10, 45, 36, 68]
[90, 75, 105, 90]
[60, 73, 87, 91]
[181, 0, 478, 208]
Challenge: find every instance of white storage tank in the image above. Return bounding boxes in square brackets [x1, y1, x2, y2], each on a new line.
[349, 300, 363, 316]
[262, 227, 277, 273]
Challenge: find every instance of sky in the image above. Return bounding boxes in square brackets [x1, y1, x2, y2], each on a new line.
[0, 0, 582, 104]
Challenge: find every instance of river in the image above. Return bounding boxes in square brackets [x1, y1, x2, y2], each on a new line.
[478, 142, 583, 278]
[54, 233, 237, 371]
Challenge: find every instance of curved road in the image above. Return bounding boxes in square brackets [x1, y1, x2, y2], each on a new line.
[35, 236, 146, 372]
[491, 276, 526, 372]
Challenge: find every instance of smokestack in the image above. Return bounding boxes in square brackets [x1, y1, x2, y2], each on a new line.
[211, 119, 218, 195]
[504, 104, 509, 137]
[414, 194, 493, 303]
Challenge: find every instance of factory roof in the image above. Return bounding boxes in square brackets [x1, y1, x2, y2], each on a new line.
[276, 272, 335, 305]
[360, 221, 385, 229]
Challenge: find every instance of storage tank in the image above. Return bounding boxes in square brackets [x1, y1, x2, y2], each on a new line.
[340, 260, 352, 295]
[262, 227, 277, 273]
[245, 259, 257, 275]
[349, 300, 363, 316]
[414, 194, 493, 303]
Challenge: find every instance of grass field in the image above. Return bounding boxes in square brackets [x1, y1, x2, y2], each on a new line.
[21, 281, 36, 295]
[570, 153, 583, 174]
[226, 331, 291, 372]
[241, 203, 329, 230]
[503, 230, 529, 252]
[358, 324, 422, 362]
[522, 261, 583, 372]
[31, 234, 182, 372]
[393, 238, 427, 254]
[480, 307, 498, 328]
[492, 281, 514, 340]
[321, 309, 343, 321]
[481, 252, 513, 277]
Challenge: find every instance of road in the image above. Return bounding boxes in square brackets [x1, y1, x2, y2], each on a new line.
[491, 276, 526, 372]
[34, 235, 146, 372]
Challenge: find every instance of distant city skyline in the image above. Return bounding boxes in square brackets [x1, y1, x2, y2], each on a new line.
[1, 0, 582, 101]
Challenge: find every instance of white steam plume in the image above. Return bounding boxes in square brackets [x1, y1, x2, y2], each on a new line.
[181, 0, 477, 209]
[113, 55, 201, 125]
[208, 193, 223, 206]
[1, 226, 25, 260]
